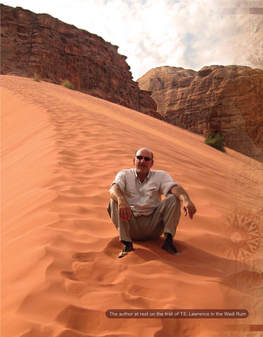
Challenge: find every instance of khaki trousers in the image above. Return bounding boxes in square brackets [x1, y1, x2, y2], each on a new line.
[107, 194, 181, 242]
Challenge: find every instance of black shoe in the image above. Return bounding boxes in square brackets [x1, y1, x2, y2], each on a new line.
[162, 242, 179, 255]
[118, 241, 135, 258]
[162, 234, 179, 255]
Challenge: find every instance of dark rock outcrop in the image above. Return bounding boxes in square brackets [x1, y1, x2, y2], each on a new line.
[0, 4, 159, 118]
[138, 65, 263, 162]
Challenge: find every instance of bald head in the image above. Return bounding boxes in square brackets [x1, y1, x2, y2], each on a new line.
[135, 148, 153, 160]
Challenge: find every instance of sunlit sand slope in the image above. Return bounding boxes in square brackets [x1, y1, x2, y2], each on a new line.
[1, 75, 262, 337]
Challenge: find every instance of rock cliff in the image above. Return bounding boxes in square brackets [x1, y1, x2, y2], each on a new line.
[0, 4, 158, 117]
[138, 65, 263, 162]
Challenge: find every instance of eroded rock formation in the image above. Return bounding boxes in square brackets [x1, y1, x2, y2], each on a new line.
[138, 65, 263, 162]
[0, 4, 158, 117]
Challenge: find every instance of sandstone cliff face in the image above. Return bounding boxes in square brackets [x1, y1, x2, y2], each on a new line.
[138, 65, 263, 162]
[0, 4, 158, 117]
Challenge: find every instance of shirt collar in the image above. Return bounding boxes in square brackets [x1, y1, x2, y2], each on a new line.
[134, 169, 151, 183]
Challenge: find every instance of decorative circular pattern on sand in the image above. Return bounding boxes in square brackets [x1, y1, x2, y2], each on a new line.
[222, 214, 261, 261]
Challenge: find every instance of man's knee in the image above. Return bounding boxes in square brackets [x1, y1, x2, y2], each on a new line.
[107, 198, 118, 217]
[165, 193, 179, 206]
[109, 198, 118, 207]
[160, 193, 181, 217]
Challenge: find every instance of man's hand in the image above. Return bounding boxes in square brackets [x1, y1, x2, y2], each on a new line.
[170, 185, 197, 220]
[109, 184, 132, 221]
[118, 197, 132, 221]
[183, 200, 196, 219]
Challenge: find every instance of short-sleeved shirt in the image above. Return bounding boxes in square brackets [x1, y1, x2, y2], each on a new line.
[110, 168, 177, 217]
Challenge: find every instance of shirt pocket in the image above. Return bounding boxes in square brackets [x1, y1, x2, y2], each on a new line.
[125, 183, 137, 198]
[146, 183, 159, 199]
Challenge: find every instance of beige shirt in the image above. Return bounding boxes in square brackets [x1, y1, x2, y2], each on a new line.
[111, 168, 177, 217]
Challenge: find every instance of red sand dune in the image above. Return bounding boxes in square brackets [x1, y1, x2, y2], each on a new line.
[1, 75, 262, 337]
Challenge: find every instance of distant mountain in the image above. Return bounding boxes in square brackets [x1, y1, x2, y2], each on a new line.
[0, 4, 159, 118]
[138, 65, 263, 162]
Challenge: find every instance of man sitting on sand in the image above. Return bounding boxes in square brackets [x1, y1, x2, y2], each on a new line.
[107, 148, 196, 258]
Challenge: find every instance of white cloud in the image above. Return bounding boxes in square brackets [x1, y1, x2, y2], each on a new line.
[3, 0, 263, 79]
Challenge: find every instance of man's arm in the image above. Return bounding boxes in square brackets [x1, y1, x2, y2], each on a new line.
[109, 184, 132, 221]
[170, 185, 196, 219]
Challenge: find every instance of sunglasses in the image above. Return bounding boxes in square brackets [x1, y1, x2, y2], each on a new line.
[136, 155, 151, 161]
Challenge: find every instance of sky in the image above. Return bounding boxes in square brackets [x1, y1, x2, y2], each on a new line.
[2, 0, 263, 79]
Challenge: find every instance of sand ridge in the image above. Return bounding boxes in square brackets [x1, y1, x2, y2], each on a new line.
[1, 75, 262, 337]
